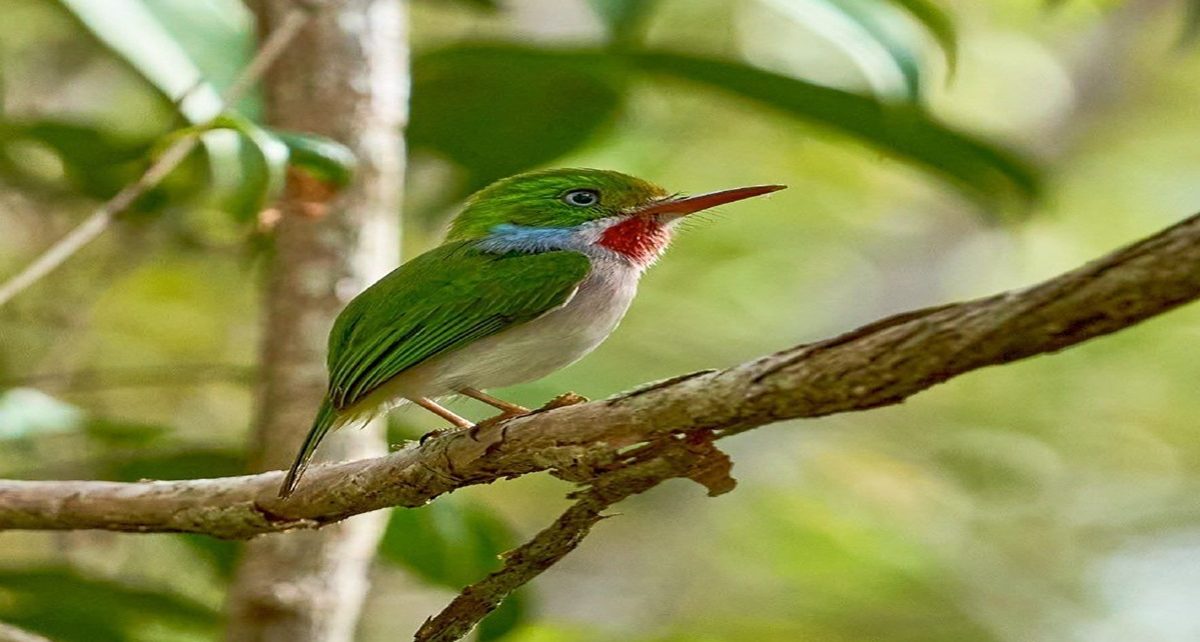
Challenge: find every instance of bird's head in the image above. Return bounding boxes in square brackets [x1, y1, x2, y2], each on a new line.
[447, 168, 784, 267]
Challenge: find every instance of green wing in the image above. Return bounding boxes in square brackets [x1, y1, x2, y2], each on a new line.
[326, 241, 591, 410]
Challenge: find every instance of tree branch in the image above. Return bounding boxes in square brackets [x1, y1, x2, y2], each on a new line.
[414, 432, 735, 642]
[0, 3, 322, 308]
[1, 212, 1198, 540]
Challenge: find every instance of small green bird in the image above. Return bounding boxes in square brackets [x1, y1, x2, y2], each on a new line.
[279, 168, 784, 497]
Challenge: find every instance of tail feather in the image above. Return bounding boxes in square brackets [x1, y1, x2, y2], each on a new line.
[279, 398, 338, 498]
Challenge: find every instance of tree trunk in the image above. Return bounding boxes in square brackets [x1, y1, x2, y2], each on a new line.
[225, 2, 407, 641]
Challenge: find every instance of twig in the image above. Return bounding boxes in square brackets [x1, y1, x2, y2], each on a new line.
[414, 436, 733, 642]
[0, 4, 322, 307]
[0, 210, 1197, 539]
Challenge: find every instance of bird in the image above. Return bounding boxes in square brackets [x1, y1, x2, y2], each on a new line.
[278, 168, 784, 497]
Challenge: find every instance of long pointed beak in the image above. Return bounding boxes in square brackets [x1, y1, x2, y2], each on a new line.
[634, 184, 786, 219]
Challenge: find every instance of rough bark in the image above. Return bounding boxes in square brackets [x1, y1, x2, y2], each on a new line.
[1, 211, 1197, 540]
[223, 2, 407, 642]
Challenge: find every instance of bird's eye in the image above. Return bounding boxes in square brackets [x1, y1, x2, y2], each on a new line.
[562, 189, 600, 207]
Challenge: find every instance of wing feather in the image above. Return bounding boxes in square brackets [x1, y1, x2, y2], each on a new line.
[326, 241, 591, 410]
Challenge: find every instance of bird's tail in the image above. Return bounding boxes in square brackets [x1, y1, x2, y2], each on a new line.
[279, 397, 338, 498]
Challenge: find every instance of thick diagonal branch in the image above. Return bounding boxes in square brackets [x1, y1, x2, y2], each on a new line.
[1, 213, 1199, 538]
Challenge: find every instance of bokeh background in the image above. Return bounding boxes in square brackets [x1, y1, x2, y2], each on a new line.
[2, 0, 1200, 640]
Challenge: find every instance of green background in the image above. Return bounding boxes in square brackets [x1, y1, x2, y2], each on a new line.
[1, 0, 1199, 640]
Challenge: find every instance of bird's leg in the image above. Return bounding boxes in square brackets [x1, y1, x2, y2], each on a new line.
[458, 387, 530, 416]
[410, 396, 475, 445]
[411, 396, 473, 427]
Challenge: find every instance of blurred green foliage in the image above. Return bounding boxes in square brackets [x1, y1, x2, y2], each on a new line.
[2, 0, 1200, 641]
[0, 566, 218, 642]
[381, 497, 530, 640]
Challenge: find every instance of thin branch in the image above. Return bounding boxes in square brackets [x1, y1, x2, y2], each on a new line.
[0, 211, 1196, 539]
[0, 3, 323, 308]
[414, 434, 735, 642]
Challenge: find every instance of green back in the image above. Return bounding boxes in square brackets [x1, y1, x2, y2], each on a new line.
[326, 240, 591, 410]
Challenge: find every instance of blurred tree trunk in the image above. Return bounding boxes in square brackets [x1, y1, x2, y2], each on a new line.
[224, 2, 407, 641]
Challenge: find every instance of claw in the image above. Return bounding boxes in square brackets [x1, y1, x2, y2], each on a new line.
[419, 425, 473, 445]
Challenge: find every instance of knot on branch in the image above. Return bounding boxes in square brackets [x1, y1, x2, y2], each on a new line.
[679, 431, 738, 497]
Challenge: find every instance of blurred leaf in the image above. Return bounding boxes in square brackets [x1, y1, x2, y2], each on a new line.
[82, 417, 170, 446]
[587, 0, 659, 44]
[274, 131, 358, 187]
[0, 565, 218, 642]
[438, 0, 502, 8]
[54, 0, 258, 213]
[53, 0, 223, 122]
[380, 498, 514, 586]
[0, 388, 84, 440]
[137, 0, 257, 115]
[380, 497, 529, 639]
[410, 46, 625, 195]
[1183, 0, 1200, 43]
[176, 534, 240, 580]
[760, 0, 925, 99]
[0, 120, 153, 199]
[411, 46, 1035, 208]
[208, 114, 291, 222]
[102, 448, 245, 482]
[887, 0, 957, 74]
[477, 589, 528, 641]
[630, 51, 1040, 207]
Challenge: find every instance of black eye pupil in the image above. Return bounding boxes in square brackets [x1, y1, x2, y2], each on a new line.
[565, 190, 597, 206]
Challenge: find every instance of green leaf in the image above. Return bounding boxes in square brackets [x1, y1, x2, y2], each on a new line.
[0, 120, 156, 200]
[0, 388, 84, 440]
[1181, 0, 1200, 44]
[176, 534, 240, 579]
[137, 0, 257, 115]
[629, 51, 1040, 208]
[416, 0, 501, 9]
[102, 448, 245, 482]
[380, 498, 514, 587]
[53, 0, 223, 123]
[274, 131, 358, 187]
[887, 0, 957, 75]
[209, 113, 291, 222]
[83, 417, 171, 446]
[587, 0, 660, 45]
[410, 45, 1034, 208]
[53, 0, 262, 214]
[0, 565, 218, 642]
[476, 590, 528, 642]
[380, 497, 530, 639]
[409, 46, 625, 195]
[760, 0, 926, 99]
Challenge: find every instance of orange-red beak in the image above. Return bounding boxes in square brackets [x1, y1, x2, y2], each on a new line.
[634, 184, 786, 219]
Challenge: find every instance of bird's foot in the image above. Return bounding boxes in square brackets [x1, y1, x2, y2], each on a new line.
[475, 392, 588, 431]
[418, 425, 473, 445]
[418, 392, 589, 445]
[538, 391, 589, 411]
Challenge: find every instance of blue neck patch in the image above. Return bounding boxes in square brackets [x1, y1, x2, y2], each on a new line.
[476, 223, 582, 254]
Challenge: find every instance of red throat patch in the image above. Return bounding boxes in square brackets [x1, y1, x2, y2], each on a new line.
[598, 217, 671, 265]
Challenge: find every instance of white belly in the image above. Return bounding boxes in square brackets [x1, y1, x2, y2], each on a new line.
[377, 258, 640, 400]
